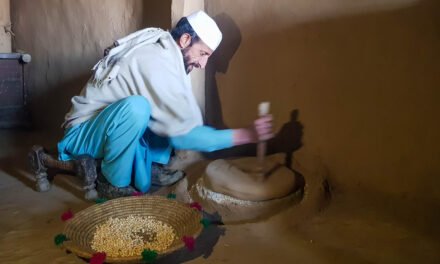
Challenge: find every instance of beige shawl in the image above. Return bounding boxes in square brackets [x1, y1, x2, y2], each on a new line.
[62, 28, 203, 136]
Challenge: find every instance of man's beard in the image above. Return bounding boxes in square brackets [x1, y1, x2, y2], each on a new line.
[182, 48, 196, 74]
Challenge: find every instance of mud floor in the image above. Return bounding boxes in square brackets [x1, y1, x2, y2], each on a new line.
[0, 130, 439, 264]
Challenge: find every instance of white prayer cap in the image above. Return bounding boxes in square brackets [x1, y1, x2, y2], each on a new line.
[187, 10, 222, 51]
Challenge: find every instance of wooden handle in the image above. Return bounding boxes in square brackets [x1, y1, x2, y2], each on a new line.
[257, 141, 267, 166]
[257, 102, 270, 173]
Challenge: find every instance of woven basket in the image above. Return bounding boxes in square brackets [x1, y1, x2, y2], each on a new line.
[63, 195, 202, 263]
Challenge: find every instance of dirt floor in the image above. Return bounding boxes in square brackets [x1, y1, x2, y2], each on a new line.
[1, 130, 439, 264]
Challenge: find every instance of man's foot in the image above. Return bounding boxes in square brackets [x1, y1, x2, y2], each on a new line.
[151, 163, 185, 186]
[96, 173, 138, 199]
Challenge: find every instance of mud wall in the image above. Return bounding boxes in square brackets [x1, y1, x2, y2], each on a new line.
[11, 0, 171, 136]
[205, 0, 440, 206]
[0, 0, 11, 52]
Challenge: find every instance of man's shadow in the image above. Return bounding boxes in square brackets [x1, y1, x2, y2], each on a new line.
[205, 13, 241, 130]
[204, 13, 253, 158]
[267, 109, 304, 169]
[204, 14, 304, 168]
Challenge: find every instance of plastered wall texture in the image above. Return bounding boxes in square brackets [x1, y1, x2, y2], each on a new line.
[0, 0, 11, 52]
[11, 0, 170, 135]
[205, 0, 440, 210]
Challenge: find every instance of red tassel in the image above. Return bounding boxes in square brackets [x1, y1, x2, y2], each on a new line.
[189, 202, 202, 211]
[132, 191, 143, 196]
[90, 252, 106, 264]
[61, 209, 74, 222]
[182, 236, 195, 251]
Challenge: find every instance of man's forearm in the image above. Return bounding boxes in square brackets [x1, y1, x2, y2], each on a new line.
[232, 128, 257, 146]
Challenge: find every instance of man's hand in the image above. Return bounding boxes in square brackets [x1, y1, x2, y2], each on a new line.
[254, 114, 274, 142]
[232, 115, 274, 145]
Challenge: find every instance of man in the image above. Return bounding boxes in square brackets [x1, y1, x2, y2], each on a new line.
[57, 11, 273, 198]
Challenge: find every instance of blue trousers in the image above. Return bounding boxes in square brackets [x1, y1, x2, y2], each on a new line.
[58, 96, 233, 192]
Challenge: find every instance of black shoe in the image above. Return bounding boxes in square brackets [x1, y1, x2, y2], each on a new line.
[151, 163, 185, 186]
[96, 173, 137, 199]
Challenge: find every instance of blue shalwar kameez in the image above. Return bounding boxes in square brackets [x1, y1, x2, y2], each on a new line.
[58, 96, 233, 193]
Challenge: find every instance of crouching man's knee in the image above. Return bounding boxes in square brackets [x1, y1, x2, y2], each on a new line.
[118, 96, 151, 125]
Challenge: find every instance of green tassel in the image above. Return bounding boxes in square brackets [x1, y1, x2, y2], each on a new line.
[166, 193, 176, 199]
[142, 249, 158, 263]
[54, 234, 67, 246]
[95, 198, 108, 204]
[200, 218, 212, 228]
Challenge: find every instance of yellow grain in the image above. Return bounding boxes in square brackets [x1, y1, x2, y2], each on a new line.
[91, 215, 176, 257]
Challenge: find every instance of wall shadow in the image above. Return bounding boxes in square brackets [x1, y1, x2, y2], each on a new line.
[205, 13, 242, 130]
[204, 13, 305, 164]
[30, 73, 91, 137]
[267, 109, 304, 169]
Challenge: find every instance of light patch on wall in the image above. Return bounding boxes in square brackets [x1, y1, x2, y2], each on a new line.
[275, 0, 421, 24]
[208, 0, 421, 36]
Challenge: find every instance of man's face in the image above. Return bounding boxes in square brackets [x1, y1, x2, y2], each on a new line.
[180, 35, 213, 74]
